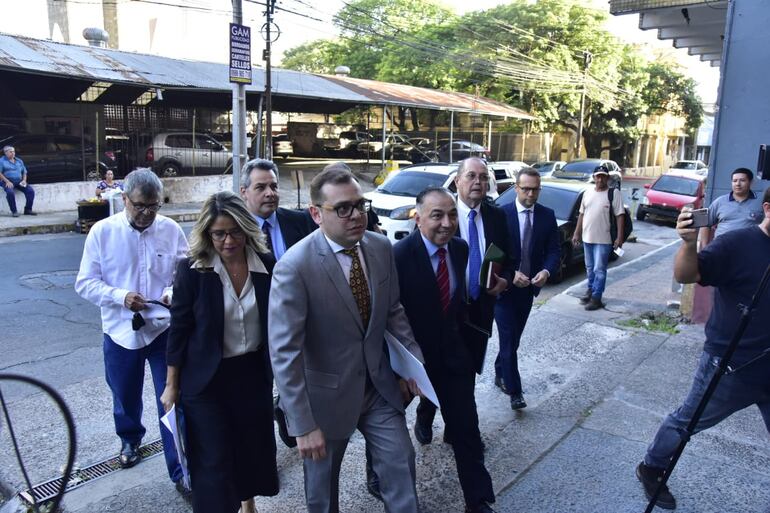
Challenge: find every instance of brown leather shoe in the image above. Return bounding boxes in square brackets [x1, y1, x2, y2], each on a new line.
[585, 297, 604, 311]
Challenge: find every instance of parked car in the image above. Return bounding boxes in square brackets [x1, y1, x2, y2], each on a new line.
[0, 133, 117, 183]
[495, 178, 632, 283]
[669, 159, 708, 177]
[488, 160, 530, 193]
[408, 138, 439, 163]
[531, 160, 566, 178]
[364, 163, 498, 243]
[637, 172, 707, 222]
[144, 132, 233, 177]
[357, 134, 411, 158]
[551, 158, 622, 189]
[324, 131, 372, 156]
[437, 140, 491, 162]
[272, 134, 293, 159]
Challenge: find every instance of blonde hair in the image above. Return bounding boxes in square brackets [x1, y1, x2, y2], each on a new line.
[188, 190, 268, 265]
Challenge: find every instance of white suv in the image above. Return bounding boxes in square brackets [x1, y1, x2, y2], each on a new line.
[365, 163, 498, 243]
[144, 132, 233, 177]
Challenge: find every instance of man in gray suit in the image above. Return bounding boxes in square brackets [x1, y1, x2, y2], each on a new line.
[269, 167, 423, 513]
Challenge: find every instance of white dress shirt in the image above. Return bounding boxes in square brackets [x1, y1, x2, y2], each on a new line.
[75, 212, 188, 350]
[324, 234, 371, 293]
[209, 248, 266, 358]
[515, 198, 549, 278]
[456, 199, 486, 292]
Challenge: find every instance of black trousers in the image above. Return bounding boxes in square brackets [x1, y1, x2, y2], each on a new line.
[182, 350, 279, 513]
[417, 369, 494, 508]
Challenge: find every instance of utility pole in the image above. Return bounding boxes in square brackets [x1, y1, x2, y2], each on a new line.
[575, 50, 592, 158]
[230, 0, 248, 192]
[262, 0, 278, 161]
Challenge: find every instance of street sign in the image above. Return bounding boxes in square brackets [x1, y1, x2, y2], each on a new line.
[229, 23, 252, 84]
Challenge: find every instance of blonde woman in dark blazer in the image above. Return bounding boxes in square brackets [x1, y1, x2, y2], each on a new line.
[161, 191, 278, 513]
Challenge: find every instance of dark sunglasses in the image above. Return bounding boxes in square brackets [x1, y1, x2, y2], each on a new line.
[131, 300, 170, 331]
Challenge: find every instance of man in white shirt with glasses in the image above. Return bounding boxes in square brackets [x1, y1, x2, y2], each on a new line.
[76, 168, 189, 492]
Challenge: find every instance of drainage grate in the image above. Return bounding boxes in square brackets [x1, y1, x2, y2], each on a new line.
[19, 439, 164, 507]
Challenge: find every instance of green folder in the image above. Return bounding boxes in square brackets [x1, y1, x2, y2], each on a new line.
[479, 242, 506, 289]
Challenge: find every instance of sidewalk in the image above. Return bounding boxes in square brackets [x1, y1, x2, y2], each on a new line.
[2, 233, 766, 513]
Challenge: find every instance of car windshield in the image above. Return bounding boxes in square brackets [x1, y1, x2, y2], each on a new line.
[554, 161, 600, 175]
[672, 161, 697, 170]
[377, 171, 448, 197]
[497, 185, 580, 220]
[651, 175, 700, 196]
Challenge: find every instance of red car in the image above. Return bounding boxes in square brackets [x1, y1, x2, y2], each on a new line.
[637, 172, 706, 221]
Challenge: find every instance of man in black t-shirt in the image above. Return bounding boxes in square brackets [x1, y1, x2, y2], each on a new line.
[636, 187, 770, 510]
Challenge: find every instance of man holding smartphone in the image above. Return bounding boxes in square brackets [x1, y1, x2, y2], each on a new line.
[571, 165, 625, 310]
[636, 187, 770, 510]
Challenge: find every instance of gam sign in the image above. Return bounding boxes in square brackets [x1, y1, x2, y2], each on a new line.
[229, 23, 252, 84]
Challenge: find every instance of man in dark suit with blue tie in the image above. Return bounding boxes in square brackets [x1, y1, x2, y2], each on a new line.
[240, 158, 316, 260]
[494, 167, 560, 410]
[394, 186, 497, 513]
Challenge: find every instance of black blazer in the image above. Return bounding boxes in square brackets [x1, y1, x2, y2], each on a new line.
[465, 200, 514, 333]
[501, 202, 561, 297]
[394, 231, 475, 375]
[167, 252, 276, 395]
[276, 207, 317, 249]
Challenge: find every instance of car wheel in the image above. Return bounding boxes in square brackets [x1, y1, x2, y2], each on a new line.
[548, 243, 571, 284]
[160, 162, 180, 177]
[86, 168, 101, 181]
[636, 207, 647, 221]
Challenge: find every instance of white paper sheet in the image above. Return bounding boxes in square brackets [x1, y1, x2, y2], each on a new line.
[384, 331, 440, 409]
[160, 404, 191, 489]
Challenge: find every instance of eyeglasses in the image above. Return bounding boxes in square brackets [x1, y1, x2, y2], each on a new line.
[517, 186, 541, 193]
[209, 228, 246, 242]
[127, 198, 162, 213]
[461, 172, 490, 182]
[316, 198, 372, 219]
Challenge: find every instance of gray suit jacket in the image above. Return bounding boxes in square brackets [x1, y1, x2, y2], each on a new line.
[268, 229, 423, 440]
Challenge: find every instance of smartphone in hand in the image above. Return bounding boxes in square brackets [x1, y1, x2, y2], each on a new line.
[689, 208, 710, 228]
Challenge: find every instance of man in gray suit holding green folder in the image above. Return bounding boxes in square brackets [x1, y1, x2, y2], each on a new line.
[268, 166, 423, 513]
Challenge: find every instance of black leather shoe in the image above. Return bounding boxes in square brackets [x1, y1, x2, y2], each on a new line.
[510, 394, 527, 410]
[414, 419, 433, 445]
[365, 456, 383, 502]
[585, 297, 604, 311]
[636, 462, 676, 510]
[23, 210, 37, 216]
[174, 479, 192, 501]
[119, 441, 141, 468]
[579, 289, 592, 305]
[465, 501, 498, 513]
[274, 398, 297, 448]
[494, 375, 510, 395]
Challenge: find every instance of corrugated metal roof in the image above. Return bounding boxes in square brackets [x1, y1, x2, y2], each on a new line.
[0, 33, 535, 120]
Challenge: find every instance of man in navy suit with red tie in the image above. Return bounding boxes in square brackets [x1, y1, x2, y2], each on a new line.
[494, 167, 560, 410]
[394, 186, 497, 513]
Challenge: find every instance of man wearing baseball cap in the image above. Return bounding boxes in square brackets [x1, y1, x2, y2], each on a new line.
[570, 164, 625, 310]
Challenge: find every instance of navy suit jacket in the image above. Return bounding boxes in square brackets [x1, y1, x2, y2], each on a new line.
[463, 200, 514, 333]
[394, 232, 476, 375]
[501, 201, 560, 297]
[276, 207, 317, 249]
[167, 252, 276, 395]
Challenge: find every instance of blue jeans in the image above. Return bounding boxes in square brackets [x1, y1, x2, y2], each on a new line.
[644, 351, 770, 469]
[3, 182, 34, 213]
[103, 331, 182, 482]
[583, 242, 612, 299]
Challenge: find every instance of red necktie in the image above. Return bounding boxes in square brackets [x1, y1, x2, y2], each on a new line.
[436, 247, 450, 315]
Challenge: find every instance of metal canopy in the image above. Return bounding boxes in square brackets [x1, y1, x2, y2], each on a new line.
[0, 33, 535, 119]
[609, 0, 727, 67]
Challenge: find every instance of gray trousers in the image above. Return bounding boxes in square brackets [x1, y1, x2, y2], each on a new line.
[303, 385, 418, 513]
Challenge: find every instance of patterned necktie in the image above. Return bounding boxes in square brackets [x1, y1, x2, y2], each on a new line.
[520, 209, 533, 277]
[436, 248, 450, 315]
[262, 220, 273, 252]
[342, 247, 371, 328]
[467, 209, 482, 300]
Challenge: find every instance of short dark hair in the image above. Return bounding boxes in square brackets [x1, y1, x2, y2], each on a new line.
[764, 186, 770, 204]
[416, 186, 454, 208]
[310, 167, 358, 204]
[732, 167, 754, 181]
[516, 167, 540, 183]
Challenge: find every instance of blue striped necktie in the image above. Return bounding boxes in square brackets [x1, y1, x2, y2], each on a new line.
[468, 209, 482, 300]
